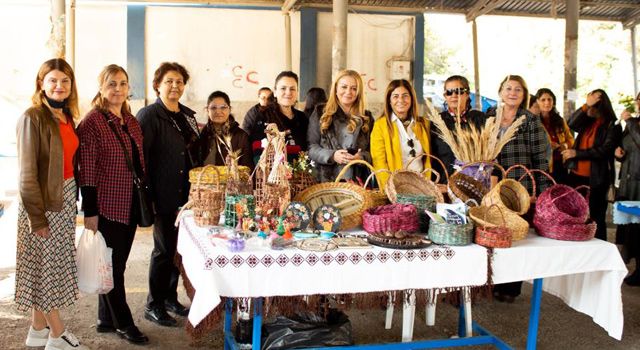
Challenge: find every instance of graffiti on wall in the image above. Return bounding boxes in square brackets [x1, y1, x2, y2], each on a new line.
[232, 65, 259, 88]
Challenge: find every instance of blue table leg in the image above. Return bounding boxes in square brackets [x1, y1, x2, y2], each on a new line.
[526, 278, 543, 350]
[224, 299, 233, 350]
[252, 297, 263, 350]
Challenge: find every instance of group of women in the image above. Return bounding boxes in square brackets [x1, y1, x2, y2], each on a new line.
[15, 57, 639, 349]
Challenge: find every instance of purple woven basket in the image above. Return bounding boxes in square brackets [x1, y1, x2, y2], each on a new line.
[535, 184, 589, 225]
[534, 217, 597, 241]
[362, 204, 419, 234]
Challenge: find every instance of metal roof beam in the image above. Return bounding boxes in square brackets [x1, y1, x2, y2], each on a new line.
[623, 10, 640, 29]
[466, 0, 508, 22]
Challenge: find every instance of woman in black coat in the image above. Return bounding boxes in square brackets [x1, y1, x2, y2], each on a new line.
[562, 89, 622, 241]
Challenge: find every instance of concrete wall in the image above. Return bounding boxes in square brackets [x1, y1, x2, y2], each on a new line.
[317, 12, 415, 117]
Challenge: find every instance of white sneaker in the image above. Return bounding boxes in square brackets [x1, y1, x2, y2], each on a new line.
[26, 326, 49, 347]
[45, 330, 89, 350]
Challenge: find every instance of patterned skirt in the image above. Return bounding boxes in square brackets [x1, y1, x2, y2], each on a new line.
[15, 178, 79, 313]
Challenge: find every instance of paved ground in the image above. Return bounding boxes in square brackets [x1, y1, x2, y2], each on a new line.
[0, 198, 639, 350]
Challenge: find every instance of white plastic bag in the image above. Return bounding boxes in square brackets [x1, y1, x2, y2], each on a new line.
[76, 228, 114, 294]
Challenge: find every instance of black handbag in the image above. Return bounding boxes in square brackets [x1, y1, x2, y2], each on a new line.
[102, 113, 154, 227]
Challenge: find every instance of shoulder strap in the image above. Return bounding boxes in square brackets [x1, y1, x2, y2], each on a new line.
[100, 112, 140, 179]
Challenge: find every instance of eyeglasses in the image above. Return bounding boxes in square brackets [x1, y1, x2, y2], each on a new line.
[407, 139, 416, 157]
[445, 88, 469, 96]
[163, 79, 184, 87]
[208, 105, 230, 112]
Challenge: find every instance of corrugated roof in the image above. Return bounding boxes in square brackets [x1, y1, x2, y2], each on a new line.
[293, 0, 640, 27]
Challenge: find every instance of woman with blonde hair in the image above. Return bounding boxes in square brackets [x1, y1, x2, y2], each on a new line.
[307, 69, 372, 182]
[371, 79, 431, 189]
[16, 58, 88, 349]
[77, 64, 149, 344]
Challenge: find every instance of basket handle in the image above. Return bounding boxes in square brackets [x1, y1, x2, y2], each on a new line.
[482, 203, 506, 228]
[525, 169, 557, 186]
[454, 160, 506, 178]
[551, 184, 590, 203]
[363, 168, 393, 188]
[196, 164, 221, 188]
[506, 164, 536, 199]
[334, 159, 376, 183]
[406, 153, 450, 184]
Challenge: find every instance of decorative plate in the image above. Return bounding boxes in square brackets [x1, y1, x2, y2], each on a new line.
[282, 201, 311, 231]
[313, 204, 342, 232]
[367, 232, 432, 250]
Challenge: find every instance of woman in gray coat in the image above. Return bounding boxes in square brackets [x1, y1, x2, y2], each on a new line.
[307, 69, 372, 183]
[615, 92, 640, 286]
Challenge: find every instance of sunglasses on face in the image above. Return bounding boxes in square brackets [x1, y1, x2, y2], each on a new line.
[445, 88, 469, 96]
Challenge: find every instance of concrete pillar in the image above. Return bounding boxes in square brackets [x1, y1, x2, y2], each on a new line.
[472, 19, 481, 110]
[50, 0, 66, 58]
[563, 0, 579, 118]
[631, 26, 638, 97]
[67, 0, 76, 68]
[413, 14, 425, 104]
[332, 0, 348, 80]
[284, 11, 292, 71]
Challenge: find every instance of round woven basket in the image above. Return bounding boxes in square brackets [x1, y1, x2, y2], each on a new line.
[531, 169, 589, 226]
[385, 154, 444, 204]
[469, 203, 529, 241]
[448, 161, 498, 206]
[360, 166, 393, 208]
[294, 182, 373, 230]
[534, 217, 597, 241]
[362, 204, 419, 233]
[428, 219, 474, 246]
[470, 204, 512, 248]
[482, 164, 533, 215]
[189, 165, 224, 227]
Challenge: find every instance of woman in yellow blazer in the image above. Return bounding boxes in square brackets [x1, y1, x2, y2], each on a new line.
[535, 88, 575, 184]
[371, 79, 431, 190]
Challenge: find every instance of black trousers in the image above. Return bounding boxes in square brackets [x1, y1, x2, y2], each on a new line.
[567, 173, 609, 241]
[147, 212, 180, 309]
[98, 215, 137, 329]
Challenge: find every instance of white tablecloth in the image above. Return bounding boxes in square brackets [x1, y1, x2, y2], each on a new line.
[177, 212, 627, 340]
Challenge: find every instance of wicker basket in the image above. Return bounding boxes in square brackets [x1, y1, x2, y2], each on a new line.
[294, 182, 374, 230]
[340, 160, 390, 207]
[448, 161, 498, 206]
[386, 154, 444, 204]
[224, 194, 256, 228]
[189, 165, 224, 227]
[469, 203, 529, 241]
[188, 165, 251, 184]
[254, 126, 290, 216]
[482, 164, 533, 215]
[453, 159, 496, 189]
[290, 171, 317, 200]
[396, 193, 436, 233]
[470, 204, 512, 248]
[530, 169, 590, 226]
[534, 218, 597, 241]
[428, 219, 474, 246]
[362, 204, 419, 233]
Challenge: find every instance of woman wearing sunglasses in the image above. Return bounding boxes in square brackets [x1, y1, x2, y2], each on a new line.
[371, 79, 431, 190]
[430, 75, 486, 181]
[200, 90, 253, 170]
[307, 69, 372, 182]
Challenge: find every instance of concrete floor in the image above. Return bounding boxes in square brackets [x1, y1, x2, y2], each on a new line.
[0, 199, 639, 349]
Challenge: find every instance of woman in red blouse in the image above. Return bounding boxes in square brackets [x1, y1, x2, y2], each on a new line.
[16, 58, 87, 349]
[77, 65, 149, 344]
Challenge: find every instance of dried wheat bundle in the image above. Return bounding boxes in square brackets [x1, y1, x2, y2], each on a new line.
[425, 100, 525, 163]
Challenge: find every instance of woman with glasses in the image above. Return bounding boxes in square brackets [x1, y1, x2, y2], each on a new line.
[201, 91, 253, 170]
[562, 89, 622, 242]
[430, 75, 485, 181]
[137, 62, 202, 328]
[371, 79, 431, 190]
[307, 70, 372, 183]
[615, 92, 640, 286]
[487, 75, 551, 303]
[242, 71, 308, 163]
[77, 64, 149, 344]
[534, 88, 574, 184]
